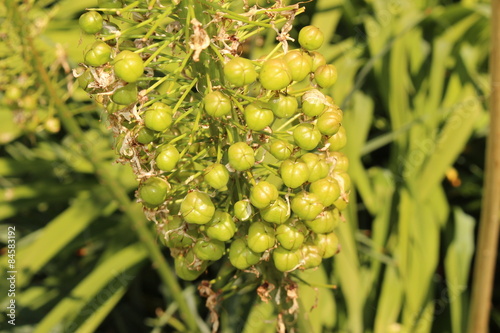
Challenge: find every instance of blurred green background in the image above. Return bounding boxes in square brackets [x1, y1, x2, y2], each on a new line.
[0, 0, 496, 332]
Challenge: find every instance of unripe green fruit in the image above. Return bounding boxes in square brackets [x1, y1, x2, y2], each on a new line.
[244, 102, 274, 131]
[259, 58, 292, 91]
[228, 142, 255, 171]
[330, 151, 349, 172]
[268, 94, 298, 118]
[283, 50, 313, 82]
[333, 196, 348, 210]
[293, 123, 322, 151]
[302, 89, 326, 117]
[205, 211, 236, 241]
[291, 191, 324, 220]
[269, 140, 294, 160]
[229, 238, 261, 269]
[315, 64, 338, 88]
[309, 177, 341, 207]
[203, 163, 230, 190]
[180, 191, 216, 224]
[301, 244, 322, 269]
[260, 197, 290, 224]
[224, 57, 257, 87]
[139, 177, 170, 207]
[298, 25, 324, 51]
[280, 159, 310, 189]
[305, 208, 340, 234]
[234, 200, 252, 221]
[299, 153, 329, 182]
[113, 50, 144, 83]
[310, 51, 326, 71]
[136, 127, 156, 144]
[79, 11, 104, 34]
[276, 220, 306, 250]
[273, 246, 302, 272]
[194, 239, 225, 261]
[247, 221, 276, 253]
[333, 171, 351, 193]
[84, 41, 111, 66]
[144, 108, 172, 132]
[313, 232, 339, 258]
[203, 91, 232, 117]
[112, 83, 137, 105]
[156, 145, 180, 171]
[174, 250, 208, 281]
[250, 181, 279, 209]
[317, 110, 342, 136]
[327, 126, 347, 151]
[163, 216, 196, 248]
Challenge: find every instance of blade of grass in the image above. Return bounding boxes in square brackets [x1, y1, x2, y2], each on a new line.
[445, 208, 475, 333]
[34, 243, 147, 333]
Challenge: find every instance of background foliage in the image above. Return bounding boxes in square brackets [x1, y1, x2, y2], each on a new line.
[0, 0, 496, 332]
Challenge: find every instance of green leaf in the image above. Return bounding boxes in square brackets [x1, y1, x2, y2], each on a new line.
[34, 242, 147, 333]
[444, 208, 475, 333]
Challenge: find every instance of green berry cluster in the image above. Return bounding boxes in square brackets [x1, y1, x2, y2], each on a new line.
[75, 0, 349, 281]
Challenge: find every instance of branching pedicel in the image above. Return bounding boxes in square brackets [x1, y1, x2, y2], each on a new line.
[75, 0, 349, 331]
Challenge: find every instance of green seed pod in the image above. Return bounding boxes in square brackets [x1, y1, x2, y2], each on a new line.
[315, 64, 338, 88]
[229, 238, 261, 270]
[247, 221, 276, 253]
[139, 177, 170, 207]
[291, 191, 324, 221]
[273, 246, 302, 272]
[301, 89, 326, 117]
[276, 220, 306, 250]
[280, 159, 310, 189]
[301, 244, 323, 269]
[269, 140, 294, 161]
[180, 191, 216, 225]
[205, 211, 236, 241]
[234, 200, 252, 221]
[174, 250, 208, 281]
[309, 177, 341, 207]
[259, 58, 293, 91]
[84, 41, 111, 66]
[260, 197, 290, 224]
[299, 153, 329, 183]
[193, 239, 225, 261]
[312, 232, 339, 258]
[327, 126, 347, 151]
[203, 163, 230, 190]
[228, 142, 255, 171]
[250, 181, 279, 209]
[283, 50, 313, 82]
[156, 145, 180, 172]
[224, 57, 257, 87]
[268, 94, 298, 118]
[204, 91, 232, 117]
[304, 208, 340, 234]
[112, 83, 137, 105]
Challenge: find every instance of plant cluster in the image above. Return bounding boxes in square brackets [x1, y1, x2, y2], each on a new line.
[75, 0, 348, 322]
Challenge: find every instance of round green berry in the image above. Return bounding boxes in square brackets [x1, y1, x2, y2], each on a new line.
[315, 64, 338, 88]
[203, 163, 230, 190]
[298, 26, 324, 51]
[180, 191, 215, 225]
[224, 57, 257, 87]
[84, 41, 111, 66]
[113, 50, 144, 83]
[139, 177, 170, 207]
[259, 58, 292, 91]
[79, 11, 103, 34]
[228, 142, 255, 171]
[156, 145, 180, 172]
[203, 91, 232, 117]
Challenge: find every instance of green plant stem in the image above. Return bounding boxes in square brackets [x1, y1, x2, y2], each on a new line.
[24, 22, 200, 333]
[467, 1, 500, 332]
